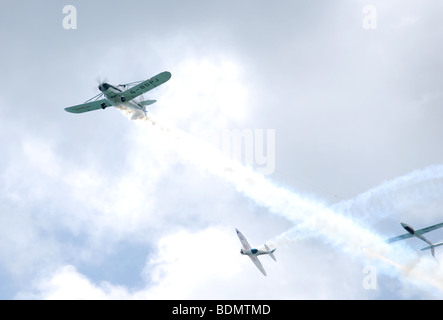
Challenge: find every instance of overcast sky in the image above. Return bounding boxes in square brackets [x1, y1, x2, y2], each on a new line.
[1, 0, 443, 300]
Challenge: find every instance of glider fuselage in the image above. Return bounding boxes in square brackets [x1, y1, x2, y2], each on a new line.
[98, 83, 144, 111]
[240, 248, 272, 257]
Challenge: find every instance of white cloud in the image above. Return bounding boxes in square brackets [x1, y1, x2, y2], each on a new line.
[17, 265, 130, 300]
[2, 0, 443, 300]
[18, 227, 375, 299]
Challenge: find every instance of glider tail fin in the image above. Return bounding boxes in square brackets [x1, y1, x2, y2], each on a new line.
[265, 244, 277, 262]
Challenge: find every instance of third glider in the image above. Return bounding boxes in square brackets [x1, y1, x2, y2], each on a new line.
[386, 222, 443, 257]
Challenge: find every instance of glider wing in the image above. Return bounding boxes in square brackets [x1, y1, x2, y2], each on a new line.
[386, 233, 413, 243]
[249, 255, 267, 276]
[65, 99, 111, 113]
[415, 222, 443, 236]
[236, 229, 251, 250]
[121, 71, 171, 101]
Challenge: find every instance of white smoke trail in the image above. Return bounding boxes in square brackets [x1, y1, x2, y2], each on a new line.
[335, 165, 443, 221]
[121, 110, 443, 296]
[273, 164, 443, 248]
[271, 164, 443, 254]
[267, 164, 443, 296]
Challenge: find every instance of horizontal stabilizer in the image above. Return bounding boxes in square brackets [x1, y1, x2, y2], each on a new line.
[421, 241, 443, 251]
[264, 244, 276, 262]
[140, 100, 156, 106]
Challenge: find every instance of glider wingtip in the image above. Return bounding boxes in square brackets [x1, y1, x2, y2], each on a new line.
[164, 71, 172, 80]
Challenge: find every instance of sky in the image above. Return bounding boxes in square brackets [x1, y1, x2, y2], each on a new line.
[1, 0, 443, 299]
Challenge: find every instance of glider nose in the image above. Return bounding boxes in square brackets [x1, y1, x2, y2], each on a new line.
[98, 83, 110, 92]
[401, 222, 415, 235]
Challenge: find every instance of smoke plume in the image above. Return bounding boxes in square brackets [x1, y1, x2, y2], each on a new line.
[121, 110, 443, 296]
